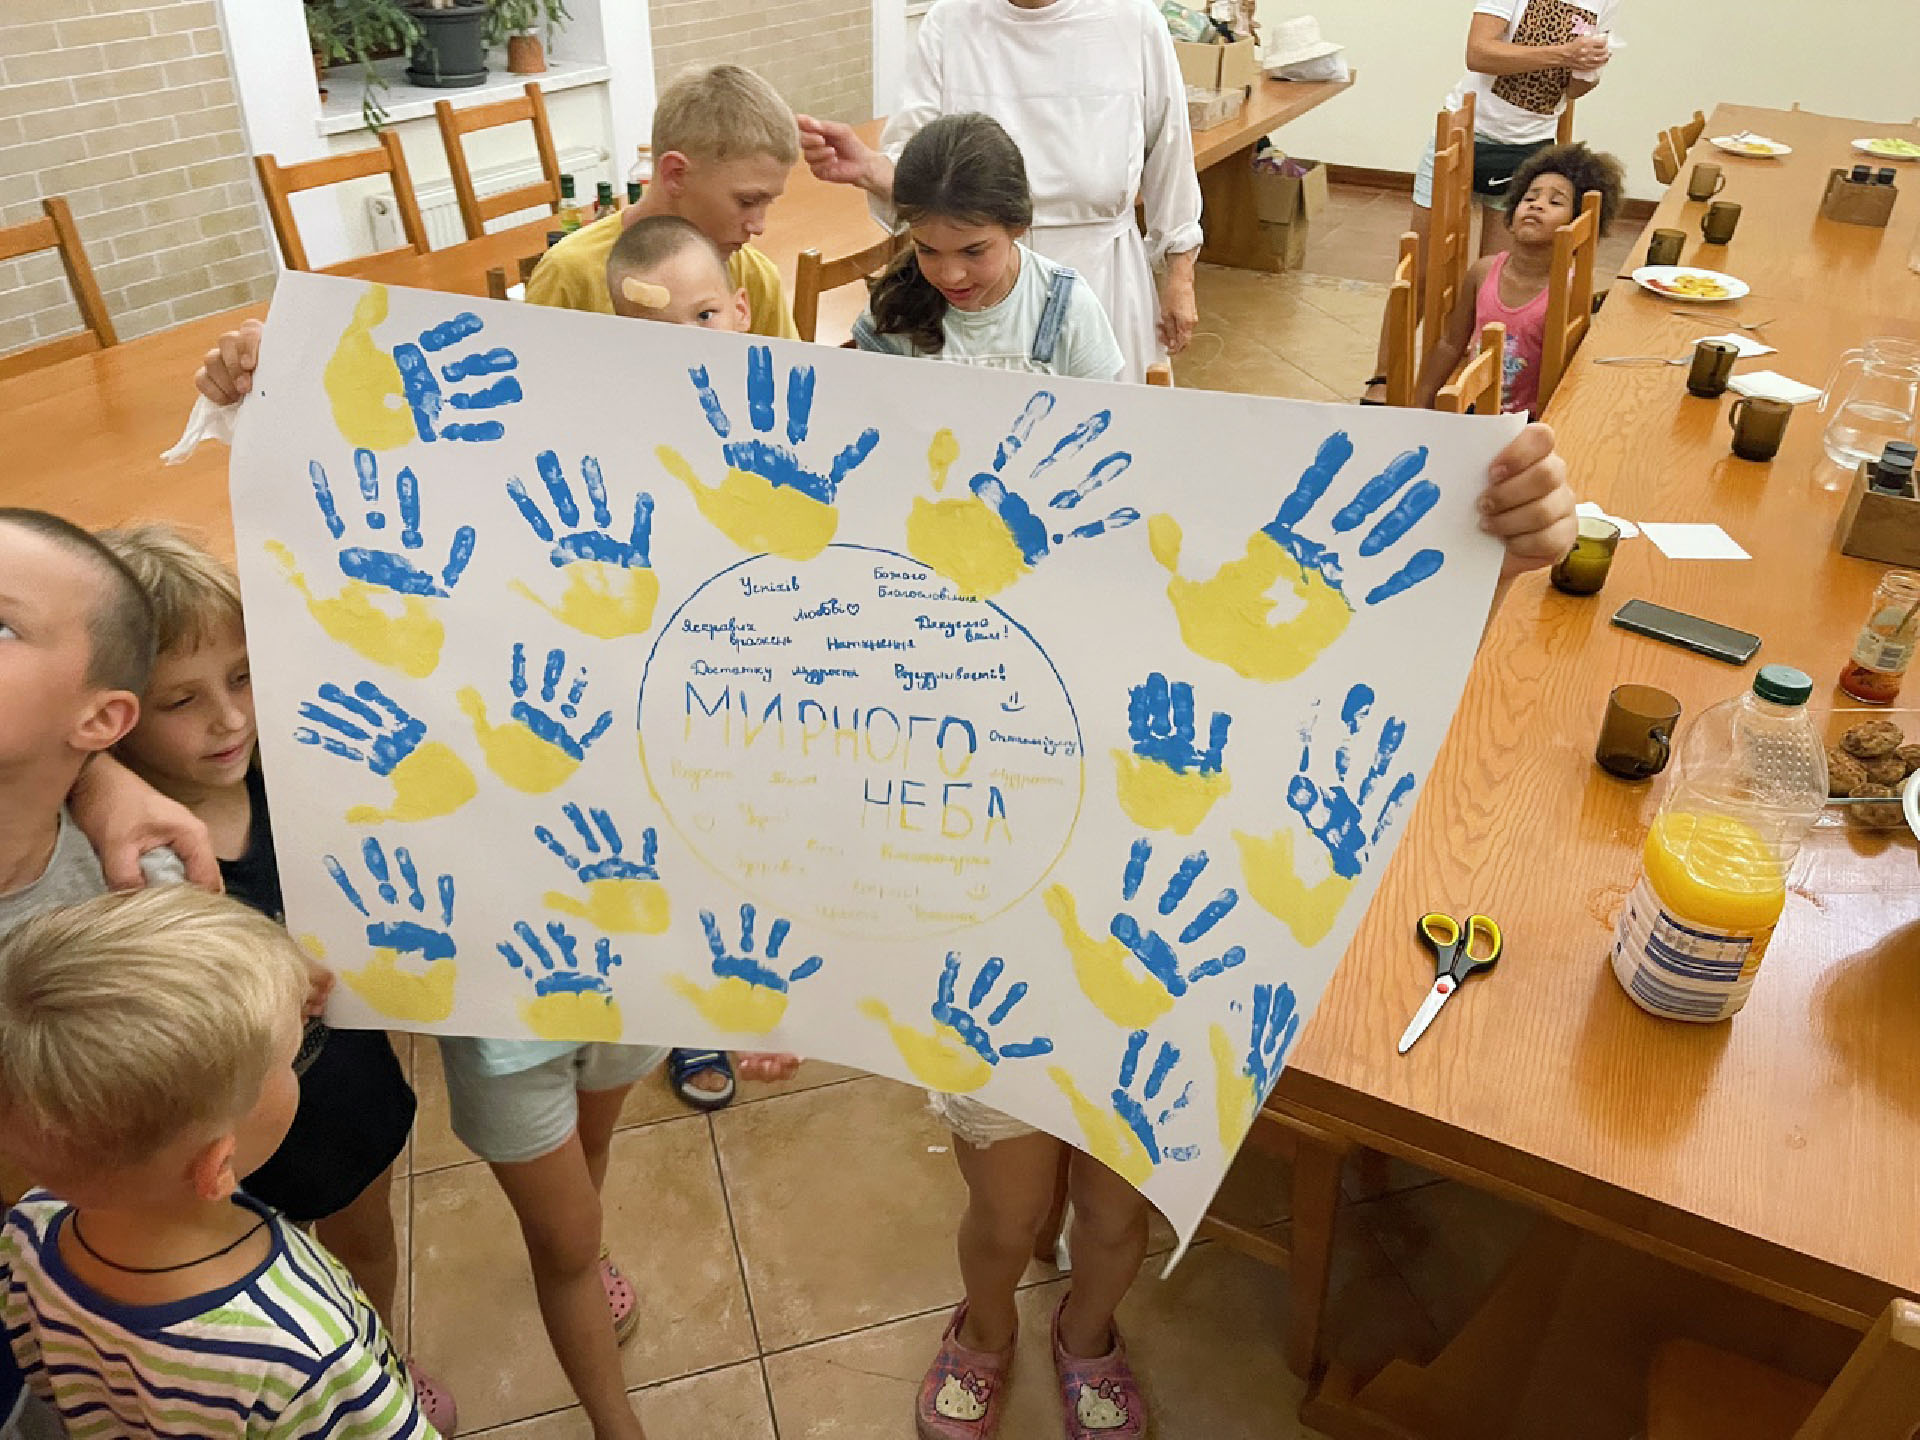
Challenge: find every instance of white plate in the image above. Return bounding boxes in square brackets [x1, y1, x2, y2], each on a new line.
[1630, 265, 1750, 303]
[1709, 134, 1792, 158]
[1853, 136, 1920, 161]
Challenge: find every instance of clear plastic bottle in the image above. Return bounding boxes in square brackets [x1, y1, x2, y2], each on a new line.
[628, 145, 653, 194]
[1610, 664, 1828, 1022]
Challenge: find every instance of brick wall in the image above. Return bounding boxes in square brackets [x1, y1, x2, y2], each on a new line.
[0, 0, 276, 362]
[651, 0, 871, 127]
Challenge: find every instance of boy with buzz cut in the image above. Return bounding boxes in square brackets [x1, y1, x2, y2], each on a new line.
[607, 214, 751, 330]
[0, 887, 439, 1439]
[528, 62, 802, 338]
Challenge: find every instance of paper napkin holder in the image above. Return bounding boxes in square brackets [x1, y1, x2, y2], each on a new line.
[1820, 169, 1899, 228]
[1837, 461, 1920, 565]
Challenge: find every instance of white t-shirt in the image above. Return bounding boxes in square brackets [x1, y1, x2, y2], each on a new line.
[856, 244, 1127, 381]
[1444, 0, 1622, 146]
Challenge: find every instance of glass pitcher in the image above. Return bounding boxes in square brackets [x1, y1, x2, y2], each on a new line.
[1820, 337, 1920, 469]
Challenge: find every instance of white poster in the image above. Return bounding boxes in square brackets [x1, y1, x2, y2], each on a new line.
[231, 272, 1519, 1249]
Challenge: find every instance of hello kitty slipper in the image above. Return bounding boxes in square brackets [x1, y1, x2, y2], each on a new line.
[1052, 1300, 1146, 1439]
[915, 1303, 1012, 1440]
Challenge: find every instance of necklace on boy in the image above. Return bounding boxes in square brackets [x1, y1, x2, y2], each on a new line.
[68, 1214, 270, 1275]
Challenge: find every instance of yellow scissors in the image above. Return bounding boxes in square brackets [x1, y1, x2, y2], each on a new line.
[1397, 912, 1503, 1054]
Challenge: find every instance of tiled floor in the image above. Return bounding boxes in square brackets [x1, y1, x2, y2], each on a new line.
[393, 192, 1587, 1436]
[389, 1030, 1534, 1439]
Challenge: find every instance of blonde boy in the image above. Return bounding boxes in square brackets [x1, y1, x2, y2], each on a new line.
[0, 888, 438, 1438]
[527, 63, 801, 336]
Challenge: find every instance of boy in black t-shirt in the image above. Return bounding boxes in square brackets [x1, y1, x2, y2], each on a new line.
[98, 526, 456, 1434]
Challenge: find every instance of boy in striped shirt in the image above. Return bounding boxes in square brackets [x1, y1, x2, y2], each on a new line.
[0, 888, 439, 1438]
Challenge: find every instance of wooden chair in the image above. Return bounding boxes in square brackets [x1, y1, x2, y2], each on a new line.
[1537, 189, 1601, 411]
[0, 196, 117, 381]
[1653, 132, 1684, 186]
[1645, 1298, 1920, 1440]
[1678, 108, 1708, 149]
[1422, 138, 1470, 366]
[1556, 100, 1575, 147]
[1383, 232, 1419, 407]
[485, 267, 510, 300]
[435, 82, 563, 241]
[792, 230, 908, 343]
[1145, 362, 1173, 387]
[1435, 321, 1506, 414]
[254, 131, 428, 275]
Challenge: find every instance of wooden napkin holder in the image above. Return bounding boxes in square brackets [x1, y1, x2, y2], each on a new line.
[1837, 461, 1920, 565]
[1820, 169, 1899, 227]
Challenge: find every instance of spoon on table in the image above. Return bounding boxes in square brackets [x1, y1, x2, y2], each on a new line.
[1668, 310, 1776, 332]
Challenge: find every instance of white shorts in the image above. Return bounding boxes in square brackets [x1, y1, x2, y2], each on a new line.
[441, 1042, 669, 1165]
[928, 1091, 1042, 1149]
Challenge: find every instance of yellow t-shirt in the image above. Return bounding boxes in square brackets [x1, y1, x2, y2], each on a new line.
[524, 211, 798, 339]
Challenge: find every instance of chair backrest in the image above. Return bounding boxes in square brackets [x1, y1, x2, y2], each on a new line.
[1679, 108, 1707, 149]
[486, 266, 509, 300]
[1422, 137, 1470, 357]
[0, 196, 117, 380]
[792, 230, 908, 342]
[1556, 99, 1575, 147]
[1435, 321, 1505, 414]
[1794, 1299, 1920, 1440]
[435, 82, 563, 241]
[255, 130, 428, 275]
[1384, 231, 1419, 407]
[1145, 362, 1173, 387]
[1653, 132, 1682, 186]
[1537, 189, 1601, 411]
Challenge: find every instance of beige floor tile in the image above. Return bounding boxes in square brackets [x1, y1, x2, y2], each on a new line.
[470, 1360, 775, 1439]
[1291, 272, 1390, 333]
[1178, 322, 1344, 402]
[714, 1075, 968, 1350]
[410, 1118, 755, 1432]
[1353, 1178, 1535, 1342]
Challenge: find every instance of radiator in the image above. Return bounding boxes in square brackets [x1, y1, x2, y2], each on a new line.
[368, 145, 608, 249]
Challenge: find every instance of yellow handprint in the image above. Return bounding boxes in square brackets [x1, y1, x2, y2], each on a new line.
[1209, 1025, 1259, 1150]
[535, 802, 671, 934]
[294, 680, 476, 824]
[268, 542, 445, 679]
[658, 446, 840, 561]
[458, 643, 613, 796]
[1232, 829, 1354, 945]
[1111, 673, 1233, 836]
[511, 563, 660, 640]
[1048, 1067, 1153, 1187]
[522, 990, 623, 1042]
[858, 999, 993, 1092]
[500, 920, 625, 1042]
[671, 904, 824, 1036]
[906, 428, 1028, 599]
[323, 285, 414, 451]
[346, 742, 477, 825]
[341, 948, 459, 1024]
[669, 975, 792, 1035]
[546, 878, 669, 934]
[321, 839, 462, 1024]
[506, 453, 661, 638]
[1043, 886, 1176, 1029]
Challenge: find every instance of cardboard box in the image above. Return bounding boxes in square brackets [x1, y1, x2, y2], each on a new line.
[1174, 37, 1259, 95]
[1821, 168, 1899, 228]
[1836, 461, 1920, 565]
[1251, 160, 1329, 225]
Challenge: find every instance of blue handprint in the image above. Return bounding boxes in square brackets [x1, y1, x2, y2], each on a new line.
[932, 953, 1055, 1066]
[459, 643, 614, 794]
[1046, 836, 1245, 1028]
[308, 449, 477, 595]
[1149, 431, 1444, 682]
[1049, 1027, 1197, 1184]
[1209, 983, 1303, 1145]
[1113, 671, 1234, 835]
[500, 919, 628, 1040]
[907, 391, 1139, 599]
[536, 802, 669, 934]
[672, 903, 825, 1033]
[1286, 683, 1415, 880]
[392, 311, 522, 443]
[324, 836, 459, 1022]
[507, 451, 661, 638]
[295, 680, 477, 822]
[656, 345, 881, 560]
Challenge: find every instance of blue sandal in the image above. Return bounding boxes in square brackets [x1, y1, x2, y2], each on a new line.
[668, 1048, 736, 1111]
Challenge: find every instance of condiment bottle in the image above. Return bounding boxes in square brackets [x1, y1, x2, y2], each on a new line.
[1839, 569, 1920, 704]
[557, 173, 584, 232]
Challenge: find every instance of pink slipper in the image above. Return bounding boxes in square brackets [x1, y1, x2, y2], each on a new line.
[600, 1248, 639, 1345]
[1052, 1299, 1146, 1439]
[915, 1303, 1012, 1440]
[409, 1362, 459, 1435]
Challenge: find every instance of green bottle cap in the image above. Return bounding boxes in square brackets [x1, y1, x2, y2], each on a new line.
[1753, 664, 1812, 706]
[560, 173, 576, 199]
[627, 180, 642, 205]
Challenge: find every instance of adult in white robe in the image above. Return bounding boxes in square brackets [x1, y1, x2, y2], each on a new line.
[799, 0, 1205, 383]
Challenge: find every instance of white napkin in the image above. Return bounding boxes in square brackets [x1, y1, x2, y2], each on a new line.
[160, 393, 239, 465]
[1640, 522, 1750, 561]
[1576, 500, 1639, 538]
[1727, 370, 1822, 405]
[1701, 331, 1776, 358]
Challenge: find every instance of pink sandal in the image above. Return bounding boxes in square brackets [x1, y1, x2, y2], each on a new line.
[915, 1303, 1013, 1440]
[600, 1247, 639, 1345]
[1052, 1299, 1146, 1439]
[409, 1362, 459, 1435]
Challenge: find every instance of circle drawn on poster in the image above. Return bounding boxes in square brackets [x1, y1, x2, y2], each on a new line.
[638, 546, 1085, 940]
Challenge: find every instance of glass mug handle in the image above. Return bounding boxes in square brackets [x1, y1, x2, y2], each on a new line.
[1709, 170, 1726, 194]
[1819, 348, 1868, 415]
[1646, 725, 1671, 775]
[1728, 397, 1748, 432]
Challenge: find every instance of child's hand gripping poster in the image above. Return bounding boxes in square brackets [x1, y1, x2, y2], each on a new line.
[231, 273, 1521, 1252]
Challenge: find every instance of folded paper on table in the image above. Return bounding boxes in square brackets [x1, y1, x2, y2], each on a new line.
[1640, 522, 1751, 561]
[1727, 370, 1822, 404]
[230, 272, 1521, 1254]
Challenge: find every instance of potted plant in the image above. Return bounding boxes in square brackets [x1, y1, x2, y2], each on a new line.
[305, 0, 422, 127]
[488, 0, 570, 75]
[404, 0, 489, 88]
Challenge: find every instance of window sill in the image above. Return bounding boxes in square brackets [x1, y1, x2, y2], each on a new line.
[905, 1, 933, 14]
[316, 56, 612, 137]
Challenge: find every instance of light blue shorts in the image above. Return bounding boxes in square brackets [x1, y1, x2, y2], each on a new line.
[440, 1041, 669, 1165]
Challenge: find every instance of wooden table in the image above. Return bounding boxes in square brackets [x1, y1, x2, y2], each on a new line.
[1279, 102, 1920, 1430]
[1617, 104, 1920, 314]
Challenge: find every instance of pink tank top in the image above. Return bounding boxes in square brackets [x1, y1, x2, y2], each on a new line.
[1475, 251, 1551, 418]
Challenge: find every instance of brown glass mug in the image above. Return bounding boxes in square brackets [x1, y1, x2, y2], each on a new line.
[1646, 228, 1686, 266]
[1701, 200, 1742, 244]
[1550, 516, 1621, 596]
[1686, 163, 1727, 201]
[1687, 338, 1739, 397]
[1729, 395, 1792, 460]
[1597, 685, 1682, 779]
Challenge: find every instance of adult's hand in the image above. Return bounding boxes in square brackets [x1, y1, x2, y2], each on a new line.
[796, 115, 892, 198]
[1482, 422, 1576, 580]
[195, 318, 263, 404]
[67, 754, 221, 892]
[1562, 33, 1611, 70]
[1157, 252, 1199, 355]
